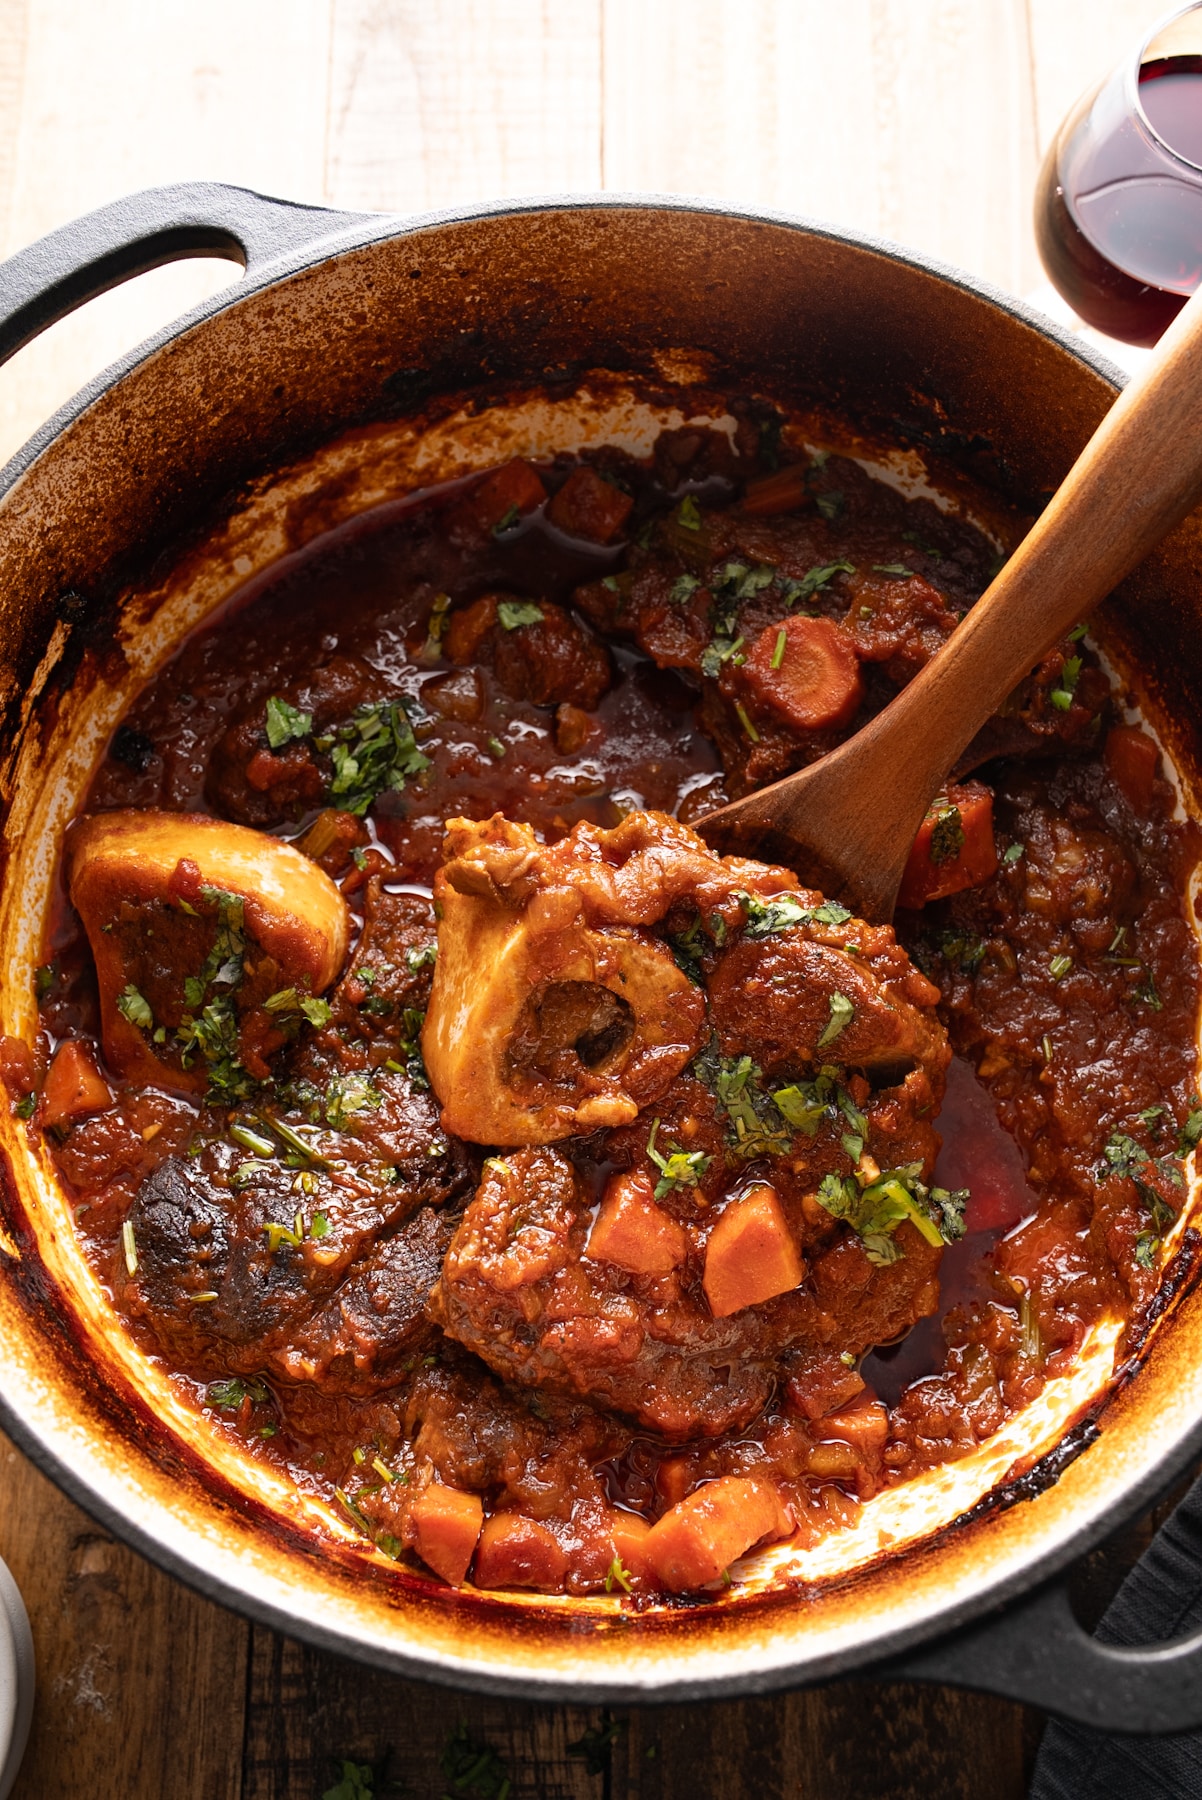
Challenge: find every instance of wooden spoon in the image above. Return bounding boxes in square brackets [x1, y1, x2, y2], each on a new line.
[696, 286, 1202, 921]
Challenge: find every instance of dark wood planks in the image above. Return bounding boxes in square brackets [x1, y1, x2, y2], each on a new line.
[0, 1422, 1056, 1798]
[0, 1429, 247, 1800]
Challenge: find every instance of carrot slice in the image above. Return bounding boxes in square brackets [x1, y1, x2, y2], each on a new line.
[39, 1040, 111, 1131]
[1104, 723, 1159, 814]
[546, 466, 634, 543]
[703, 1184, 804, 1318]
[897, 779, 997, 909]
[470, 458, 548, 532]
[643, 1475, 791, 1591]
[410, 1481, 484, 1588]
[740, 464, 811, 516]
[740, 616, 864, 732]
[472, 1513, 569, 1591]
[609, 1510, 654, 1586]
[586, 1168, 688, 1275]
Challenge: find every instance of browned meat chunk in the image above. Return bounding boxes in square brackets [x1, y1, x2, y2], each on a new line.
[206, 653, 383, 827]
[430, 1146, 941, 1440]
[443, 593, 611, 710]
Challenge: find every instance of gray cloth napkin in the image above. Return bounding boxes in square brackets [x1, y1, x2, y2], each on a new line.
[1030, 1474, 1202, 1798]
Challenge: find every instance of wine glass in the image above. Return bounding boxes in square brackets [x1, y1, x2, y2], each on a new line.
[1035, 2, 1202, 347]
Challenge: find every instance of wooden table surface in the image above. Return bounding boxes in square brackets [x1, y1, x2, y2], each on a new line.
[0, 3, 1164, 1794]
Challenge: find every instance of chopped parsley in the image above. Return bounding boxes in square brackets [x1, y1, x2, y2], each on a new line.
[816, 1163, 967, 1265]
[771, 627, 787, 670]
[817, 991, 855, 1049]
[117, 983, 153, 1030]
[669, 909, 726, 983]
[737, 890, 852, 939]
[322, 1760, 376, 1800]
[1049, 954, 1073, 981]
[871, 563, 914, 578]
[1179, 1101, 1202, 1154]
[568, 1721, 626, 1775]
[1049, 655, 1082, 712]
[693, 1041, 790, 1159]
[1002, 843, 1025, 863]
[264, 987, 332, 1030]
[405, 942, 438, 974]
[322, 1072, 384, 1129]
[496, 599, 544, 630]
[784, 560, 856, 607]
[207, 1376, 269, 1410]
[264, 694, 312, 749]
[676, 495, 702, 530]
[493, 502, 521, 535]
[669, 573, 701, 605]
[928, 803, 966, 865]
[646, 1118, 710, 1200]
[441, 1724, 514, 1800]
[327, 700, 430, 816]
[34, 962, 55, 1004]
[1134, 972, 1163, 1011]
[604, 1556, 633, 1595]
[814, 490, 843, 521]
[1098, 1123, 1184, 1256]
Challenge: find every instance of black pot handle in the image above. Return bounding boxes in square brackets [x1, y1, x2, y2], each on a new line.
[876, 1572, 1202, 1733]
[0, 180, 373, 368]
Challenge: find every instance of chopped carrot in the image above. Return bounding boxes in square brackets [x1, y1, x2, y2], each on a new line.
[609, 1510, 654, 1586]
[586, 1168, 688, 1275]
[443, 594, 500, 663]
[410, 1481, 484, 1587]
[469, 458, 548, 533]
[1105, 724, 1159, 814]
[897, 779, 997, 909]
[40, 1040, 111, 1131]
[643, 1475, 791, 1591]
[655, 1457, 694, 1508]
[703, 1184, 804, 1319]
[740, 616, 864, 732]
[546, 466, 634, 543]
[472, 1513, 569, 1591]
[816, 1394, 889, 1464]
[740, 463, 811, 516]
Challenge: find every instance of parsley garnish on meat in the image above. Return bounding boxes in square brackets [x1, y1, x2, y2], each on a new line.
[496, 599, 544, 630]
[817, 1163, 967, 1265]
[646, 1118, 710, 1199]
[928, 803, 966, 865]
[817, 991, 855, 1049]
[871, 563, 914, 578]
[693, 1041, 790, 1159]
[264, 694, 312, 748]
[814, 490, 843, 520]
[784, 561, 856, 608]
[669, 573, 700, 605]
[325, 700, 430, 816]
[736, 890, 853, 938]
[117, 983, 153, 1030]
[700, 561, 775, 676]
[669, 909, 726, 983]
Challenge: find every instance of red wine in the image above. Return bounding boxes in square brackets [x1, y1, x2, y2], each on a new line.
[1140, 55, 1202, 164]
[1035, 53, 1202, 347]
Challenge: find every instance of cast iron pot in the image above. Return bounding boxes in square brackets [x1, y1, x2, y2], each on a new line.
[0, 183, 1201, 1731]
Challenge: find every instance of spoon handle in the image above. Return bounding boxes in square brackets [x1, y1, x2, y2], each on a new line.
[702, 283, 1202, 919]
